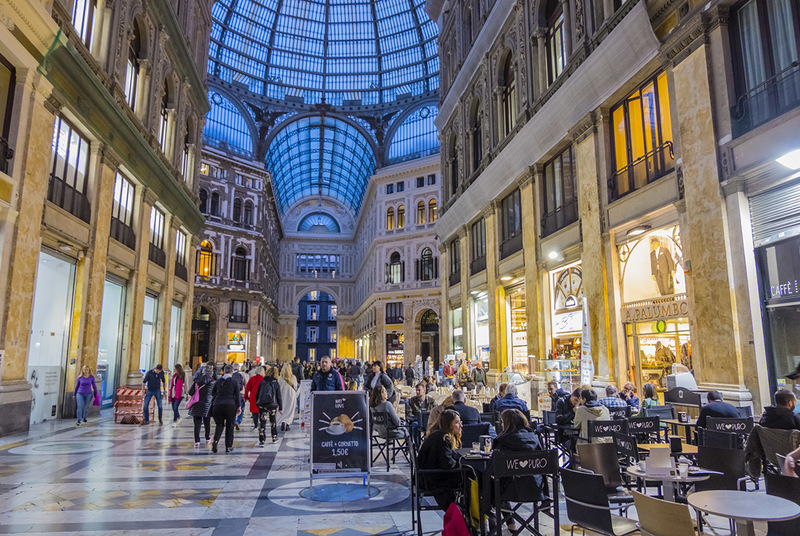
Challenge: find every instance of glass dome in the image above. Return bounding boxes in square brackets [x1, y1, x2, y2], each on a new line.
[208, 0, 439, 106]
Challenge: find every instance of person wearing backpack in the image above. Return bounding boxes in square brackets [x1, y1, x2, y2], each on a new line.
[244, 366, 265, 430]
[255, 365, 283, 444]
[189, 363, 216, 448]
[232, 363, 248, 431]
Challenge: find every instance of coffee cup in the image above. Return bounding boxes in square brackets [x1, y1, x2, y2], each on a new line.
[638, 460, 646, 472]
[479, 435, 492, 454]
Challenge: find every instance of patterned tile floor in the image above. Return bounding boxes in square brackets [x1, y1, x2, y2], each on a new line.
[0, 410, 757, 535]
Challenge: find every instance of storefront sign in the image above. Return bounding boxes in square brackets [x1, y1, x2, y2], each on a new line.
[554, 311, 582, 333]
[512, 331, 527, 346]
[758, 235, 800, 304]
[310, 391, 369, 474]
[620, 294, 690, 323]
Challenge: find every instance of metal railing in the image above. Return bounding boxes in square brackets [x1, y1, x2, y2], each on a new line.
[500, 232, 523, 260]
[148, 243, 166, 267]
[731, 62, 800, 137]
[541, 198, 579, 237]
[175, 262, 187, 281]
[470, 255, 486, 275]
[110, 217, 136, 250]
[449, 271, 461, 286]
[608, 142, 675, 202]
[47, 174, 91, 223]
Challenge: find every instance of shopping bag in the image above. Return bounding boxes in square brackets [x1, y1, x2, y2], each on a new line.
[92, 392, 101, 406]
[468, 477, 481, 531]
[443, 502, 471, 536]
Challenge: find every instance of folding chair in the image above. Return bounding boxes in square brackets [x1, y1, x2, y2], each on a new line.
[561, 468, 638, 536]
[587, 419, 629, 443]
[410, 442, 472, 536]
[462, 422, 492, 447]
[643, 405, 676, 421]
[608, 406, 631, 420]
[486, 449, 560, 536]
[370, 408, 408, 471]
[628, 416, 663, 443]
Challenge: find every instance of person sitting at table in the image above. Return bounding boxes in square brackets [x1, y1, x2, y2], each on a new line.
[451, 389, 481, 424]
[489, 383, 508, 412]
[760, 389, 800, 430]
[407, 383, 436, 420]
[555, 388, 581, 426]
[635, 383, 659, 417]
[457, 363, 474, 390]
[417, 409, 464, 510]
[547, 380, 569, 409]
[494, 383, 529, 414]
[784, 445, 800, 477]
[599, 385, 628, 409]
[619, 382, 640, 411]
[697, 390, 739, 428]
[573, 389, 610, 443]
[427, 396, 455, 433]
[370, 386, 406, 438]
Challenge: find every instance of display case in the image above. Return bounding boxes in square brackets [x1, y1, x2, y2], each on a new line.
[538, 358, 582, 391]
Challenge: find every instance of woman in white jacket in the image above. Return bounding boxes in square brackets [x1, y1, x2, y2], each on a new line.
[277, 363, 298, 431]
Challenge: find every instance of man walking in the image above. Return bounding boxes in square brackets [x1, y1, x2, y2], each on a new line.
[142, 364, 166, 425]
[232, 363, 248, 430]
[311, 356, 344, 391]
[404, 362, 415, 387]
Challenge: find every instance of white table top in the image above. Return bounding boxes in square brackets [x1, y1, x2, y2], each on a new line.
[625, 465, 711, 483]
[687, 490, 800, 522]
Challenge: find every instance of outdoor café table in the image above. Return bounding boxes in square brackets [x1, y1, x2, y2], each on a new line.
[662, 418, 697, 444]
[687, 490, 800, 536]
[638, 442, 698, 456]
[625, 465, 712, 502]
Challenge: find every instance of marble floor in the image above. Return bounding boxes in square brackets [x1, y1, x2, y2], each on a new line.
[0, 410, 759, 536]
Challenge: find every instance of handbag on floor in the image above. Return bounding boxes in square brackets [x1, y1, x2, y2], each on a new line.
[443, 502, 471, 536]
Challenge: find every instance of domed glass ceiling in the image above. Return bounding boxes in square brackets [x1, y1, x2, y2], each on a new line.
[208, 0, 439, 106]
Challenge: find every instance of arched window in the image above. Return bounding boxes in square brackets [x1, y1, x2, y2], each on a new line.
[244, 200, 253, 226]
[196, 240, 217, 277]
[386, 207, 395, 230]
[233, 198, 242, 222]
[386, 251, 404, 284]
[124, 21, 142, 110]
[397, 205, 405, 229]
[199, 189, 208, 213]
[464, 8, 473, 49]
[429, 199, 438, 223]
[471, 103, 482, 173]
[449, 134, 459, 198]
[232, 246, 249, 281]
[417, 247, 438, 281]
[181, 120, 192, 180]
[417, 200, 426, 225]
[501, 54, 517, 136]
[210, 191, 220, 216]
[546, 0, 566, 85]
[158, 80, 169, 150]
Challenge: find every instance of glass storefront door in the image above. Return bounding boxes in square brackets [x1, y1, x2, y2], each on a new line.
[97, 279, 126, 406]
[507, 285, 529, 374]
[167, 302, 182, 370]
[139, 293, 158, 372]
[472, 294, 489, 364]
[450, 307, 463, 355]
[626, 318, 692, 391]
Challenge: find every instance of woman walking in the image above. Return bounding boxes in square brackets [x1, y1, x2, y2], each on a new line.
[168, 364, 185, 424]
[244, 366, 265, 430]
[74, 366, 97, 426]
[277, 363, 298, 431]
[189, 363, 216, 448]
[211, 364, 241, 453]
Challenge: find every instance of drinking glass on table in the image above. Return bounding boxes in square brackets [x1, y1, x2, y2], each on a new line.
[472, 442, 480, 452]
[678, 462, 689, 478]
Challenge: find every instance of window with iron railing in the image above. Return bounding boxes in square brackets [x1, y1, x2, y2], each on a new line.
[416, 247, 439, 281]
[500, 189, 522, 258]
[386, 302, 404, 324]
[730, 0, 800, 137]
[175, 231, 187, 281]
[149, 207, 166, 267]
[609, 71, 674, 201]
[230, 299, 248, 323]
[449, 239, 461, 286]
[48, 116, 91, 222]
[110, 173, 136, 249]
[541, 146, 578, 237]
[1, 54, 16, 176]
[196, 240, 218, 277]
[470, 218, 486, 275]
[386, 251, 404, 284]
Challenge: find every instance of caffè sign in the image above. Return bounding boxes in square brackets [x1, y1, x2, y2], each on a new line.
[620, 294, 690, 323]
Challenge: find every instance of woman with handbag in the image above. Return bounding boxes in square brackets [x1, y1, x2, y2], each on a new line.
[188, 363, 216, 448]
[168, 364, 185, 425]
[74, 366, 98, 426]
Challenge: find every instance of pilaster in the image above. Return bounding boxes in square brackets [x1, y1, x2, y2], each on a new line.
[484, 204, 502, 372]
[125, 187, 154, 385]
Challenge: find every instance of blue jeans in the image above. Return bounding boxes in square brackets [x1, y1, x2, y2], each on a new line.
[143, 390, 162, 422]
[171, 399, 181, 422]
[76, 393, 92, 422]
[235, 396, 245, 425]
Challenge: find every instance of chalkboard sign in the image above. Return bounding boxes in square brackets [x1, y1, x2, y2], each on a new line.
[310, 391, 370, 475]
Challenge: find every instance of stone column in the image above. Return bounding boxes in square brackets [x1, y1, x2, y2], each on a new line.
[0, 71, 55, 435]
[561, 0, 573, 58]
[124, 188, 155, 385]
[276, 314, 297, 363]
[518, 168, 544, 371]
[459, 227, 471, 360]
[484, 205, 502, 373]
[375, 301, 386, 363]
[182, 236, 199, 369]
[672, 45, 751, 404]
[216, 299, 230, 363]
[574, 120, 613, 383]
[439, 243, 450, 355]
[534, 30, 548, 96]
[403, 300, 416, 365]
[134, 59, 150, 120]
[603, 0, 614, 23]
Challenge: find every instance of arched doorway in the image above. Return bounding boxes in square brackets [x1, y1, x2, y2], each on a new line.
[296, 290, 337, 362]
[191, 305, 216, 371]
[419, 309, 440, 370]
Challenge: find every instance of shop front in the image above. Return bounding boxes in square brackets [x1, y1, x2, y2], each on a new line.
[97, 277, 126, 406]
[618, 224, 692, 391]
[506, 285, 529, 375]
[386, 332, 404, 367]
[550, 263, 584, 360]
[471, 293, 490, 367]
[227, 331, 247, 363]
[450, 306, 463, 357]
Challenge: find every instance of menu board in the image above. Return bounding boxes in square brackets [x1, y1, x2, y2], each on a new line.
[310, 391, 370, 474]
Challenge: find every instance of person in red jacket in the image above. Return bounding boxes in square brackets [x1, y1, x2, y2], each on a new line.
[168, 364, 185, 424]
[244, 367, 265, 430]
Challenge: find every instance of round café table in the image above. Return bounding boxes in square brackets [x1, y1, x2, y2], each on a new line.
[687, 490, 800, 536]
[625, 465, 710, 502]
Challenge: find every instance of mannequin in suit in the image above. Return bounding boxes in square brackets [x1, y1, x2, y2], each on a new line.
[650, 237, 675, 296]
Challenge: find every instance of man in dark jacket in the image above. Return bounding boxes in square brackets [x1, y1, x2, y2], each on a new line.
[404, 363, 415, 387]
[311, 356, 344, 391]
[555, 388, 581, 426]
[256, 367, 283, 444]
[546, 380, 569, 411]
[494, 383, 529, 414]
[365, 361, 396, 402]
[697, 390, 740, 428]
[142, 364, 166, 425]
[349, 361, 363, 389]
[760, 389, 800, 430]
[210, 364, 241, 453]
[451, 389, 481, 424]
[291, 357, 303, 386]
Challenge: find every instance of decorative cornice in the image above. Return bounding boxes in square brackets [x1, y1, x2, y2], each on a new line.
[569, 112, 596, 143]
[659, 12, 707, 67]
[101, 146, 122, 170]
[514, 166, 535, 188]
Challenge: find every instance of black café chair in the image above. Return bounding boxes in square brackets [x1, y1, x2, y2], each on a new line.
[696, 427, 739, 449]
[694, 445, 749, 534]
[483, 402, 493, 413]
[370, 409, 409, 472]
[643, 405, 676, 421]
[576, 442, 634, 512]
[587, 419, 629, 443]
[486, 449, 560, 536]
[628, 416, 663, 443]
[462, 422, 492, 448]
[608, 406, 632, 420]
[765, 469, 800, 536]
[561, 467, 638, 536]
[706, 416, 753, 448]
[612, 432, 662, 496]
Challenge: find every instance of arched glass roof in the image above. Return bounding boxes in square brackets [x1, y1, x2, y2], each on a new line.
[387, 104, 438, 162]
[208, 0, 439, 106]
[203, 91, 254, 156]
[266, 116, 376, 214]
[298, 212, 341, 232]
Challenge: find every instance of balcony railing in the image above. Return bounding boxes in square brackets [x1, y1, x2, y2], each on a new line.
[110, 217, 136, 250]
[541, 198, 579, 238]
[0, 136, 13, 175]
[148, 243, 166, 267]
[731, 62, 800, 138]
[175, 261, 188, 281]
[47, 174, 91, 223]
[470, 255, 486, 275]
[449, 271, 461, 286]
[608, 141, 675, 203]
[500, 232, 523, 260]
[228, 314, 249, 324]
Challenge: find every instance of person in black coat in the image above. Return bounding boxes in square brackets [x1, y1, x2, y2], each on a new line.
[760, 389, 800, 430]
[555, 388, 581, 426]
[697, 391, 740, 428]
[450, 389, 481, 424]
[188, 363, 216, 447]
[404, 363, 415, 387]
[417, 409, 463, 510]
[256, 366, 283, 444]
[210, 364, 241, 453]
[365, 361, 396, 403]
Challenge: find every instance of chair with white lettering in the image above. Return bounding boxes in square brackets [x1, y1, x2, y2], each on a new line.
[706, 416, 753, 449]
[485, 449, 560, 536]
[370, 407, 408, 472]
